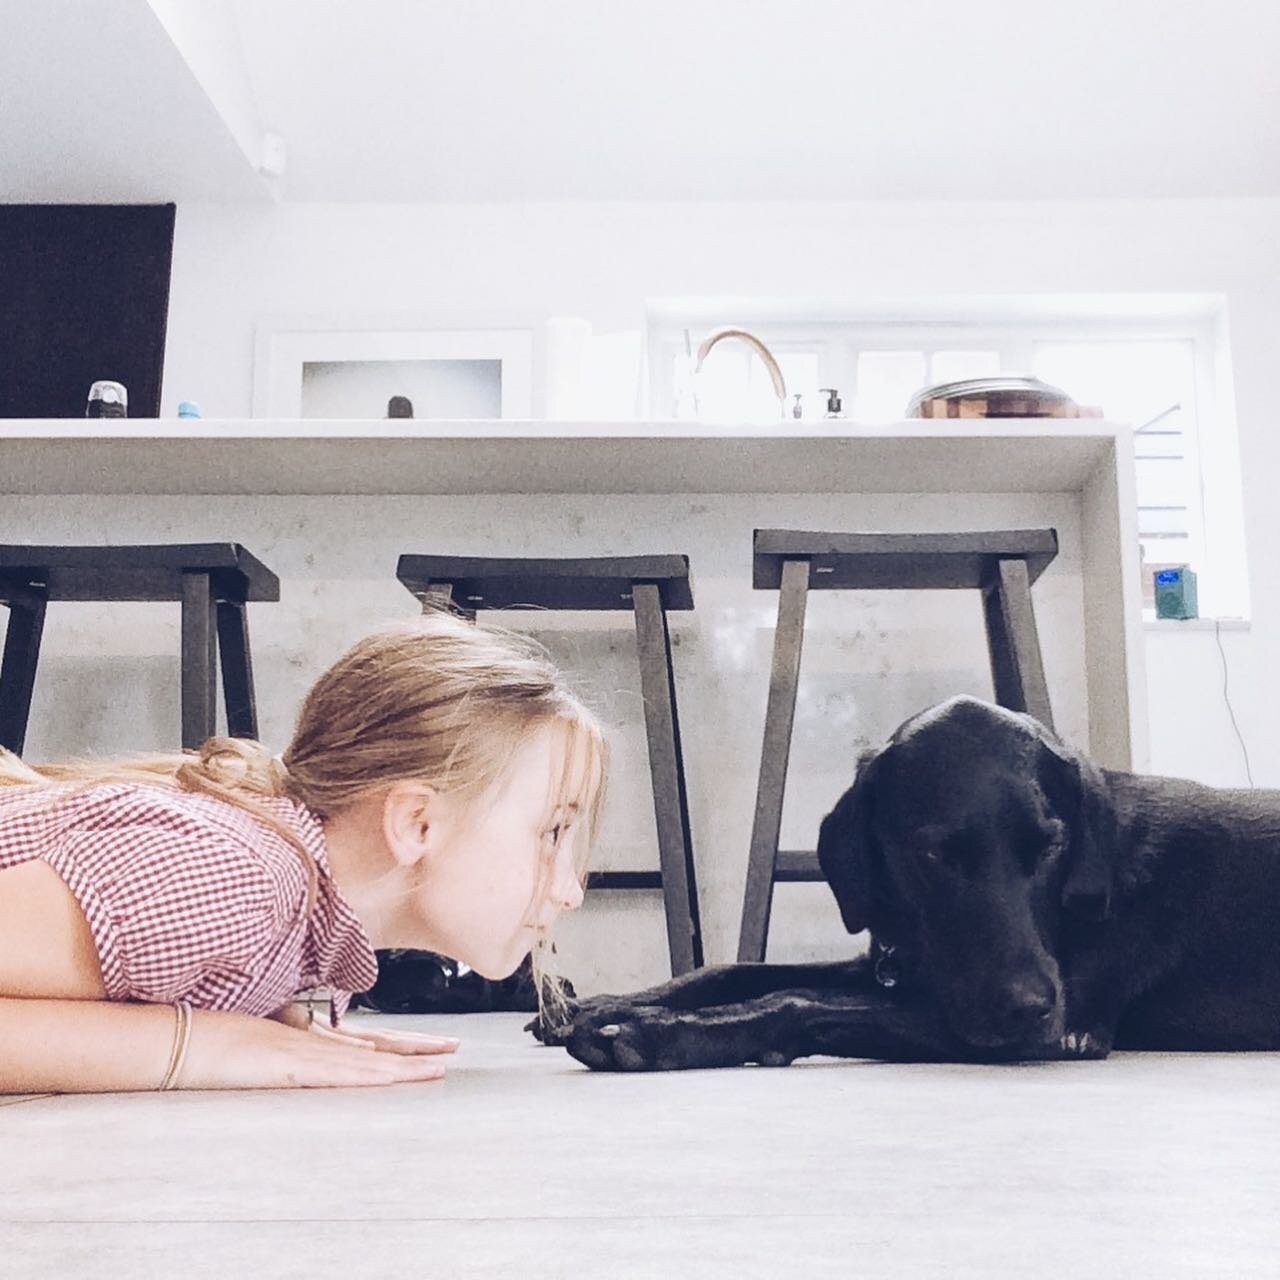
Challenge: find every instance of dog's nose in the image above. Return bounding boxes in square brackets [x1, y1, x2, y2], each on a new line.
[998, 982, 1057, 1038]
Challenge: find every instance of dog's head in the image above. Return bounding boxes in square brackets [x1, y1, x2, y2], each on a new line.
[817, 696, 1118, 1051]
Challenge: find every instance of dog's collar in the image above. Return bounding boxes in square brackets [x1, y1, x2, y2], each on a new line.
[873, 940, 901, 988]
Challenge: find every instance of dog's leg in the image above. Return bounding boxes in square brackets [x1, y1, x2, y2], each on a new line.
[621, 957, 874, 1006]
[527, 956, 873, 1044]
[563, 981, 983, 1071]
[1054, 957, 1138, 1059]
[562, 978, 1125, 1071]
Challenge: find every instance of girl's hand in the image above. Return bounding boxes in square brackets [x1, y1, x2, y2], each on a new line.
[174, 1006, 453, 1090]
[312, 1018, 461, 1058]
[267, 1001, 460, 1056]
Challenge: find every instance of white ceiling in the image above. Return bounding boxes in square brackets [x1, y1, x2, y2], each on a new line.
[0, 0, 267, 202]
[5, 0, 1280, 203]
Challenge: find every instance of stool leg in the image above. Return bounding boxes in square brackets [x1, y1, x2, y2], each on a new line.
[0, 589, 48, 756]
[738, 557, 810, 963]
[632, 583, 703, 976]
[982, 557, 1055, 730]
[181, 573, 218, 750]
[216, 600, 259, 740]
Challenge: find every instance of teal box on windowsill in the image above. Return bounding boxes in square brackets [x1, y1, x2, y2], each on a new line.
[1154, 566, 1198, 620]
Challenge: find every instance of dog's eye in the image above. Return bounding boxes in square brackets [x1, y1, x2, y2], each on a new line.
[921, 848, 960, 875]
[923, 832, 978, 871]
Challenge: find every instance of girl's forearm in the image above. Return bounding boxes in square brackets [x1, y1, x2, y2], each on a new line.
[266, 1000, 312, 1030]
[0, 996, 175, 1094]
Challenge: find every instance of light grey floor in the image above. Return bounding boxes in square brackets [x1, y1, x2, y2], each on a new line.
[2, 1011, 1277, 1279]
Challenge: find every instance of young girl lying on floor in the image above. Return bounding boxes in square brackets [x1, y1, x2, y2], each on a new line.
[0, 610, 606, 1093]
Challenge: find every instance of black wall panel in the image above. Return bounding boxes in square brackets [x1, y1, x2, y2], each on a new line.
[0, 203, 176, 418]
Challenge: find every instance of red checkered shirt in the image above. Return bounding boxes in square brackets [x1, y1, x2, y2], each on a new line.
[0, 782, 379, 1028]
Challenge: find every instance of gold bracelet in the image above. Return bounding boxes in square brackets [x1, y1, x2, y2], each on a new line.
[159, 1000, 193, 1091]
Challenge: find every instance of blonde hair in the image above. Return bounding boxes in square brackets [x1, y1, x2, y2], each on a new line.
[0, 608, 608, 1024]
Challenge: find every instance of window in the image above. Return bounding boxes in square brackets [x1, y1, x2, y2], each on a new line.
[1030, 339, 1203, 586]
[651, 307, 1244, 619]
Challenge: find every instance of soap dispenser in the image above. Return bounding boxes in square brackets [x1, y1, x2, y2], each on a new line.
[820, 388, 843, 418]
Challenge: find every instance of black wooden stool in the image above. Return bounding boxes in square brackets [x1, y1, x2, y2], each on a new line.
[396, 553, 704, 976]
[739, 527, 1059, 962]
[0, 543, 280, 754]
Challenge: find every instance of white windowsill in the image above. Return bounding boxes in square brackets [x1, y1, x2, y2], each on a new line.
[1142, 616, 1251, 632]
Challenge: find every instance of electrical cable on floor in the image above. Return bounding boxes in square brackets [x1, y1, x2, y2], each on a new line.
[1214, 617, 1254, 788]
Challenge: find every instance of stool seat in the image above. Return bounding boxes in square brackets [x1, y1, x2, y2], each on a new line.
[396, 554, 694, 612]
[740, 525, 1060, 964]
[0, 542, 278, 754]
[0, 543, 279, 603]
[753, 529, 1058, 591]
[396, 551, 703, 977]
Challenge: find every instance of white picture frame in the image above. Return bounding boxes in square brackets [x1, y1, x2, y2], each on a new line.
[252, 321, 535, 419]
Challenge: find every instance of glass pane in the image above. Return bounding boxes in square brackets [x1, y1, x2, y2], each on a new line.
[1134, 456, 1194, 509]
[929, 350, 1002, 384]
[689, 346, 819, 422]
[1137, 507, 1189, 536]
[1141, 535, 1192, 564]
[691, 345, 752, 421]
[760, 351, 821, 419]
[1033, 340, 1200, 569]
[1031, 340, 1196, 433]
[301, 359, 501, 418]
[855, 351, 927, 422]
[1134, 428, 1187, 459]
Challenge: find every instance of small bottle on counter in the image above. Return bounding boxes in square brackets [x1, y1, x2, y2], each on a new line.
[86, 380, 127, 418]
[820, 388, 843, 419]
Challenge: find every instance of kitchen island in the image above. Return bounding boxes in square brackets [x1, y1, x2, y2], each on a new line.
[0, 418, 1143, 990]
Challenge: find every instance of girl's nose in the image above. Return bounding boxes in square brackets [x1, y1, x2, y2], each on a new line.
[554, 846, 585, 911]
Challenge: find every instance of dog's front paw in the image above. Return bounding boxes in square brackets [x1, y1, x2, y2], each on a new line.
[1059, 1030, 1110, 1059]
[566, 1003, 674, 1071]
[523, 1012, 558, 1044]
[523, 999, 582, 1046]
[567, 1002, 764, 1072]
[525, 994, 635, 1047]
[564, 1000, 792, 1072]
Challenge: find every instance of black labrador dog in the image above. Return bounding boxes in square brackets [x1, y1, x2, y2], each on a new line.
[530, 695, 1280, 1070]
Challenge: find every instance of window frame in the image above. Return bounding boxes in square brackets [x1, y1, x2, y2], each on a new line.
[649, 309, 1244, 619]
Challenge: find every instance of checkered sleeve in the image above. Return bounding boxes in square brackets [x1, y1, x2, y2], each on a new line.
[40, 821, 287, 1008]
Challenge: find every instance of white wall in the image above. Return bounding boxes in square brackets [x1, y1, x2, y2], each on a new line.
[161, 197, 1280, 791]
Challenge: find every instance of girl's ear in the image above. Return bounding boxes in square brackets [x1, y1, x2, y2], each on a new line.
[381, 781, 442, 868]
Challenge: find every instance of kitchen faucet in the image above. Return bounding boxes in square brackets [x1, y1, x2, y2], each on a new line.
[692, 327, 788, 419]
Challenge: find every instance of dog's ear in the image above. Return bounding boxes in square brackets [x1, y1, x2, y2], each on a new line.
[816, 747, 881, 935]
[1023, 716, 1118, 922]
